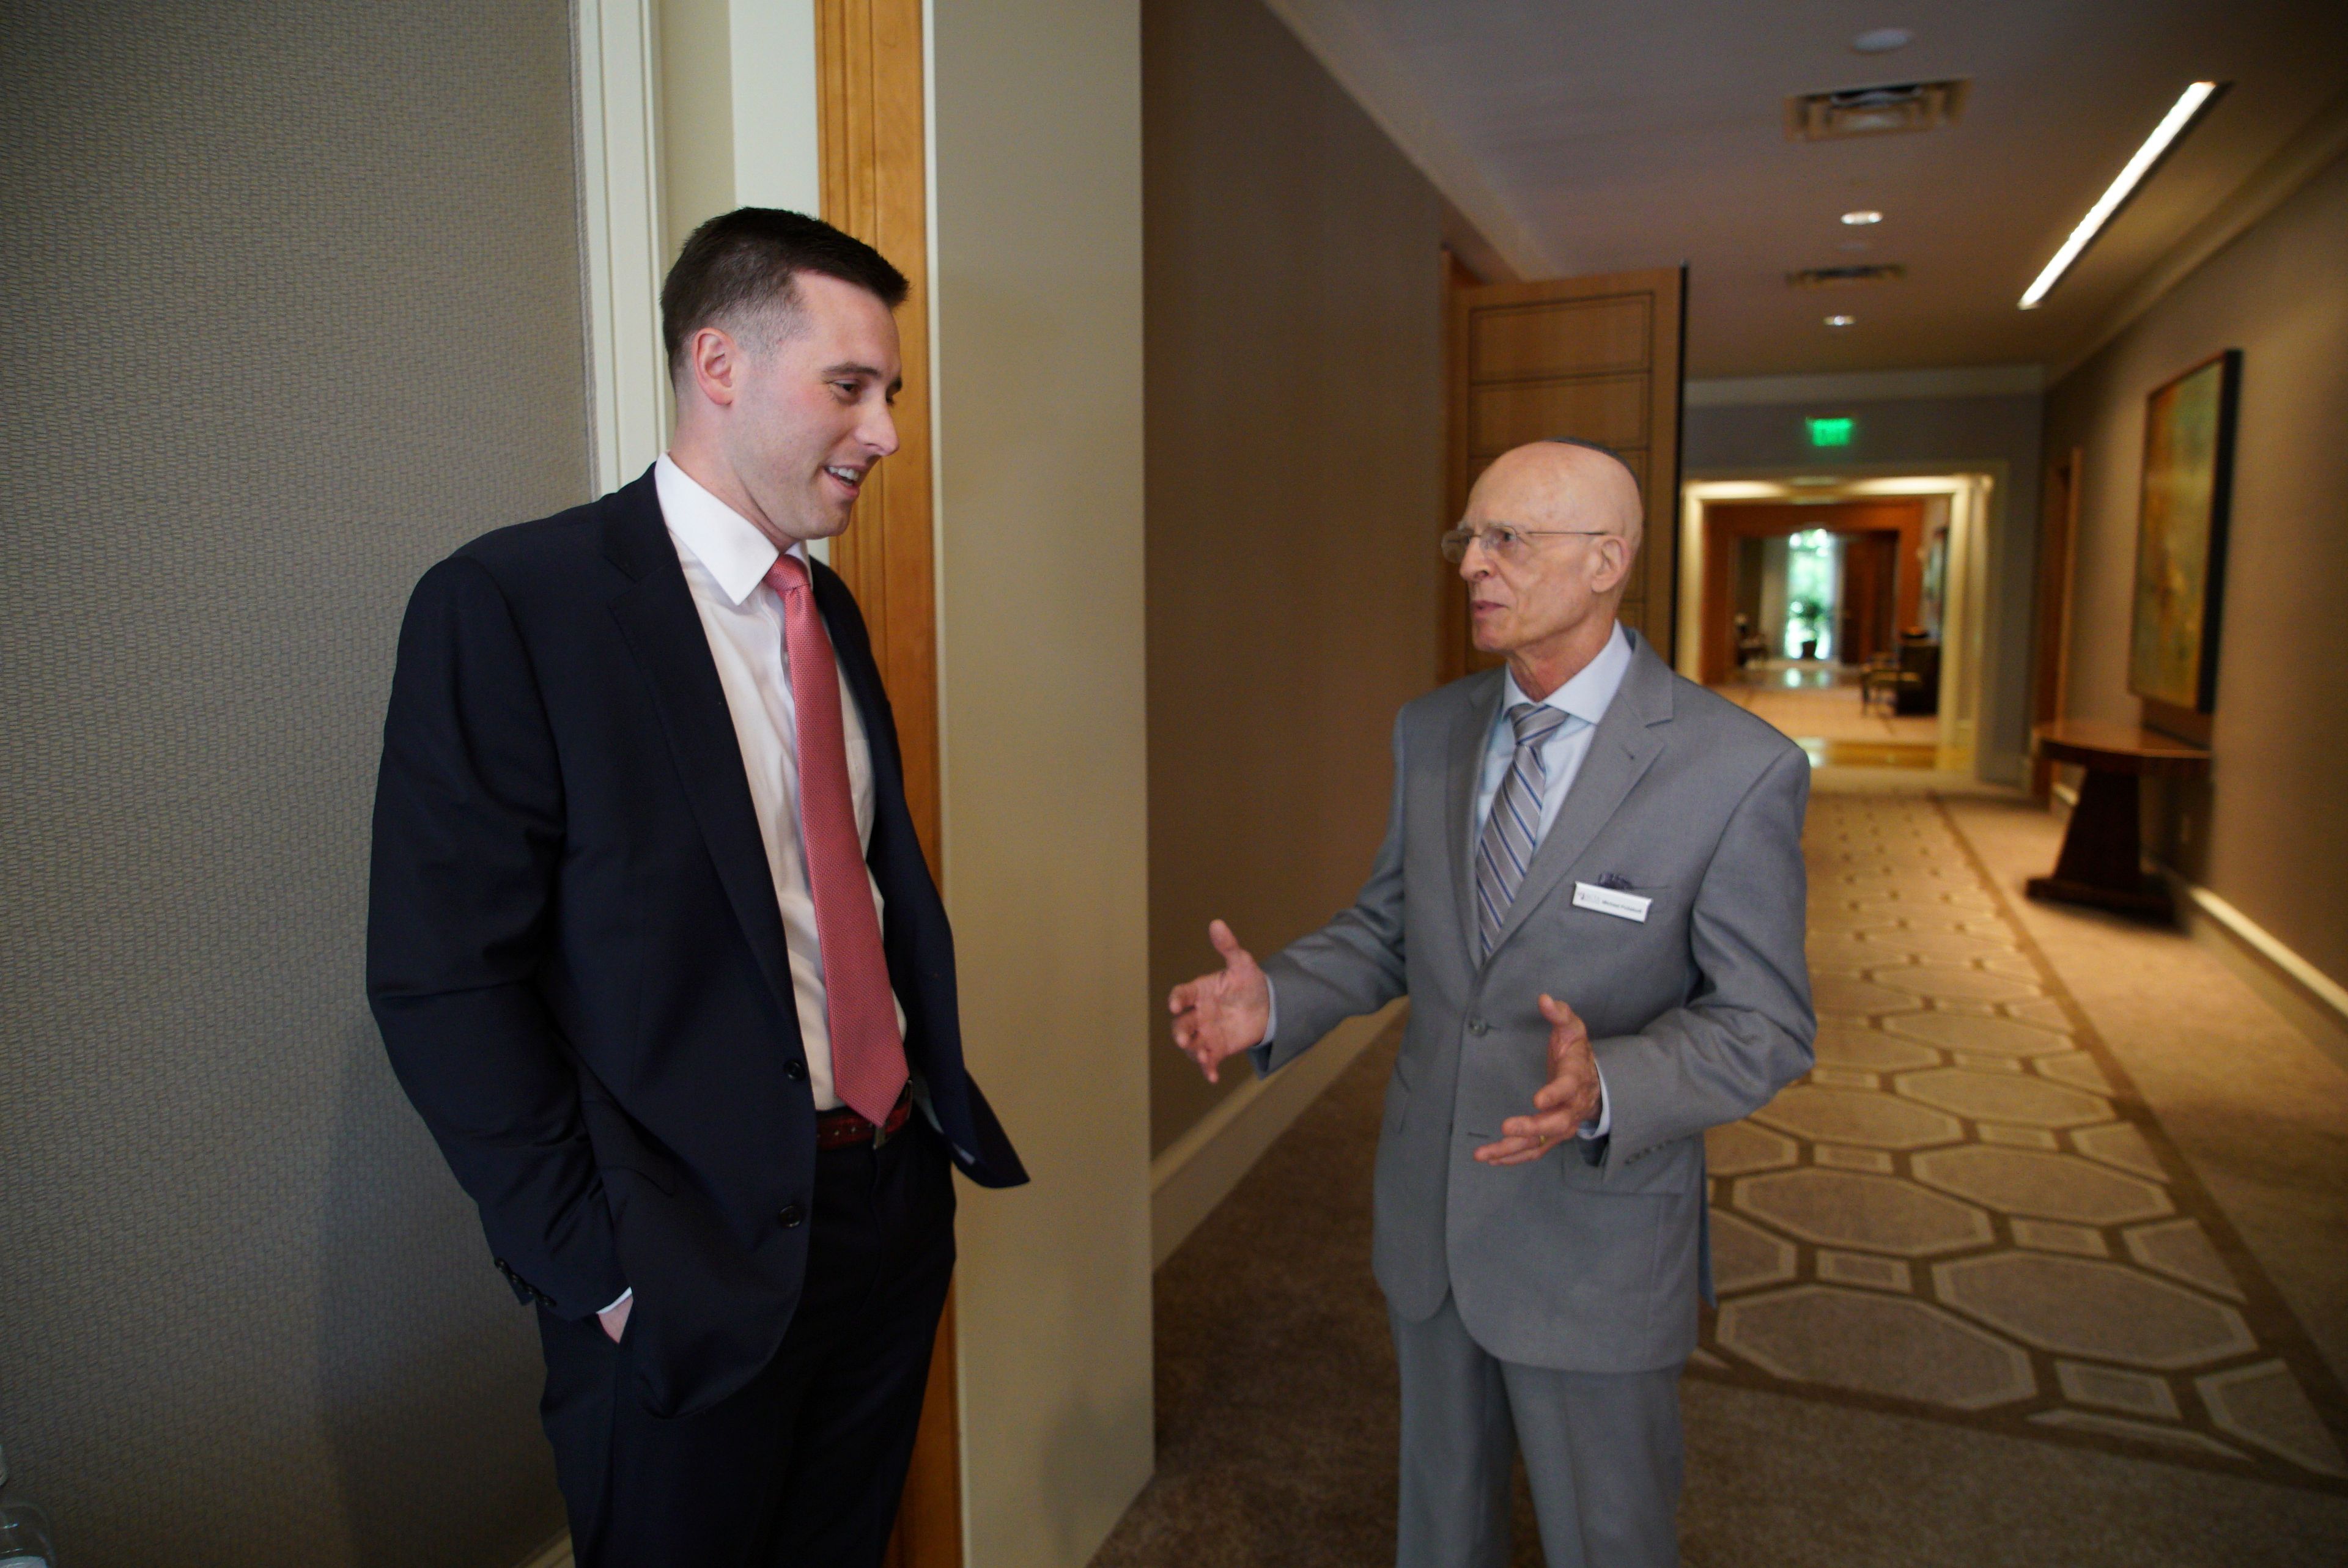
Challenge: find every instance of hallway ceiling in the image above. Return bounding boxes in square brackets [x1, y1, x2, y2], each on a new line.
[1266, 0, 2348, 377]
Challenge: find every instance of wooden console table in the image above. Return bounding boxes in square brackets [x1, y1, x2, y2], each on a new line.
[2026, 720, 2210, 921]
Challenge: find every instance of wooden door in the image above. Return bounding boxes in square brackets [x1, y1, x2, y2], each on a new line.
[1837, 531, 1900, 664]
[1442, 265, 1686, 682]
[817, 5, 957, 1566]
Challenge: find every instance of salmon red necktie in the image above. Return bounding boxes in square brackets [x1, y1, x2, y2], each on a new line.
[764, 553, 908, 1125]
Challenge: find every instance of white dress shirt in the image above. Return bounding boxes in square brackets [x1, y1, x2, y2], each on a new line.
[602, 457, 910, 1318]
[1262, 622, 1633, 1139]
[655, 452, 909, 1116]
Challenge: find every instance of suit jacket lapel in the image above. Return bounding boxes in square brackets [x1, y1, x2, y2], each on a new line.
[600, 471, 802, 1027]
[810, 562, 902, 800]
[1447, 671, 1505, 968]
[1485, 634, 1675, 963]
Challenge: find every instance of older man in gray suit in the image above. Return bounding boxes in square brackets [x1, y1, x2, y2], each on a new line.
[1170, 440, 1814, 1567]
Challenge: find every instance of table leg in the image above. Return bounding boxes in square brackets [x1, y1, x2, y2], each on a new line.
[2025, 766, 2174, 919]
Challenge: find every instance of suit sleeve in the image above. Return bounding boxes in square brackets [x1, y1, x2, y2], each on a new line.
[366, 556, 625, 1318]
[1590, 744, 1815, 1172]
[1251, 715, 1411, 1075]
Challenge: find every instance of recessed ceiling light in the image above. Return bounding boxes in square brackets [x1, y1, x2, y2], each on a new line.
[2020, 80, 2224, 309]
[1825, 315, 1857, 328]
[1842, 209, 1884, 226]
[1852, 28, 1914, 54]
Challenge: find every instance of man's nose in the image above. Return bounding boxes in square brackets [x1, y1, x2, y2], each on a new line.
[862, 400, 900, 458]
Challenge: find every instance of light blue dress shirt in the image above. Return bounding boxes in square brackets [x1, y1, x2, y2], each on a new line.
[1473, 623, 1632, 1138]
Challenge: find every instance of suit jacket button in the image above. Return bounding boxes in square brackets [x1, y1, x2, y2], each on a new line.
[783, 1059, 808, 1081]
[778, 1203, 807, 1228]
[1468, 1018, 1490, 1036]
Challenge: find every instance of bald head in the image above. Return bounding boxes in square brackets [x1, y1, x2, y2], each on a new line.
[1456, 440, 1645, 697]
[1471, 440, 1645, 550]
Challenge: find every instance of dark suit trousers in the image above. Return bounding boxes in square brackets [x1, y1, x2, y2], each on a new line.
[537, 1125, 956, 1567]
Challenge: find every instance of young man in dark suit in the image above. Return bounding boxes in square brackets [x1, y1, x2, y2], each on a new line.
[369, 208, 1024, 1566]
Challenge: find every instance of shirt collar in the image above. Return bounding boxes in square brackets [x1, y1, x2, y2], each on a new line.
[1501, 620, 1633, 729]
[654, 452, 804, 606]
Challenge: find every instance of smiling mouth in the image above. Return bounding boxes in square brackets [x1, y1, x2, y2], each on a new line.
[824, 464, 866, 494]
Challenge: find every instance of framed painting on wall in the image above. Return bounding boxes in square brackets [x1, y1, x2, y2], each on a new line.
[2128, 348, 2240, 713]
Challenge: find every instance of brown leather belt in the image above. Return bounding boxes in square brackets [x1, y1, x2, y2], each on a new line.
[816, 1086, 914, 1151]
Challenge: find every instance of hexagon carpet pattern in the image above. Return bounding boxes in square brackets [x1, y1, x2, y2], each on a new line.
[1691, 794, 2348, 1492]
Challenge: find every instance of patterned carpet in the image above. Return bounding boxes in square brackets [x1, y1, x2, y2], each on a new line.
[1693, 793, 2348, 1489]
[1093, 790, 2348, 1567]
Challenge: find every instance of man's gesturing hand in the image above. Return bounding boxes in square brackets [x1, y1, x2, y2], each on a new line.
[1168, 920, 1271, 1084]
[1474, 994, 1601, 1165]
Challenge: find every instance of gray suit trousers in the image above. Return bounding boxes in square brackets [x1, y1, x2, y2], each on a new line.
[1394, 1295, 1681, 1568]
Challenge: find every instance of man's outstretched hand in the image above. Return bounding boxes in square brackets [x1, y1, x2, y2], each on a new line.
[1168, 920, 1271, 1083]
[1474, 993, 1601, 1165]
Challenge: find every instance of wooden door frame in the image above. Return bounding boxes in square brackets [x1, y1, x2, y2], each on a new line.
[1683, 469, 2004, 776]
[816, 4, 957, 1565]
[2029, 448, 2081, 799]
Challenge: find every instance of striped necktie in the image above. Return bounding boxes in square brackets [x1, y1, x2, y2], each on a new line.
[1474, 702, 1582, 959]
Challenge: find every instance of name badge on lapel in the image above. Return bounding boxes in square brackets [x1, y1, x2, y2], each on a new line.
[1573, 881, 1651, 922]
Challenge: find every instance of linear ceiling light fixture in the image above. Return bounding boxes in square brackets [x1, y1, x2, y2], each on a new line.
[2019, 80, 2224, 309]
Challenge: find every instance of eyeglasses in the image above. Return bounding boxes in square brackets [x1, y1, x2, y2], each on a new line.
[1439, 522, 1617, 564]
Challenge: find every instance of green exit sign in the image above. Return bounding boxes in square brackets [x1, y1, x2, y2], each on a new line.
[1807, 416, 1856, 447]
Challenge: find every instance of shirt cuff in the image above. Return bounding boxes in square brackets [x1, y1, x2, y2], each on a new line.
[598, 1287, 633, 1316]
[1577, 1060, 1610, 1140]
[1258, 978, 1279, 1050]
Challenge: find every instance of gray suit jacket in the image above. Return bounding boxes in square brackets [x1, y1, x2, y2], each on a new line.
[1254, 630, 1814, 1374]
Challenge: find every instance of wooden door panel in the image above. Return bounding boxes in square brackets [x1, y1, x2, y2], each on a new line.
[1444, 265, 1685, 680]
[1468, 294, 1652, 380]
[1468, 374, 1650, 454]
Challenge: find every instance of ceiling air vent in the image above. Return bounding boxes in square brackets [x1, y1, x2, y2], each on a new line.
[1787, 263, 1907, 289]
[1787, 79, 1969, 140]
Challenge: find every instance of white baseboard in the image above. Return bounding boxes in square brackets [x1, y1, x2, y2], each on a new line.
[2160, 869, 2348, 1075]
[517, 1534, 571, 1568]
[1150, 1001, 1406, 1270]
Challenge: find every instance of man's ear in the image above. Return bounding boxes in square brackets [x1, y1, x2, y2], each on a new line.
[687, 325, 744, 410]
[1592, 533, 1636, 594]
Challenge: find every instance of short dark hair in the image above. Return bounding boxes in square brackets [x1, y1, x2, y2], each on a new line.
[660, 207, 909, 377]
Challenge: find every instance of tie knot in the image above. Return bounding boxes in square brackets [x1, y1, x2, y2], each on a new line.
[1508, 702, 1570, 749]
[763, 551, 810, 597]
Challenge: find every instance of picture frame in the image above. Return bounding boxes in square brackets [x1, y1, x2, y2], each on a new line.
[2127, 348, 2240, 713]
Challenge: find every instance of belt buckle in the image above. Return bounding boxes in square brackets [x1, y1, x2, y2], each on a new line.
[871, 1088, 910, 1149]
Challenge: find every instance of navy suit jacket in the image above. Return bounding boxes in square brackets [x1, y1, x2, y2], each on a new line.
[367, 467, 1024, 1418]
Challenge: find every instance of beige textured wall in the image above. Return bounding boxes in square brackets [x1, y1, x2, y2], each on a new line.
[2045, 149, 2348, 988]
[0, 1, 586, 1561]
[928, 1, 1155, 1563]
[1143, 0, 1446, 1156]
